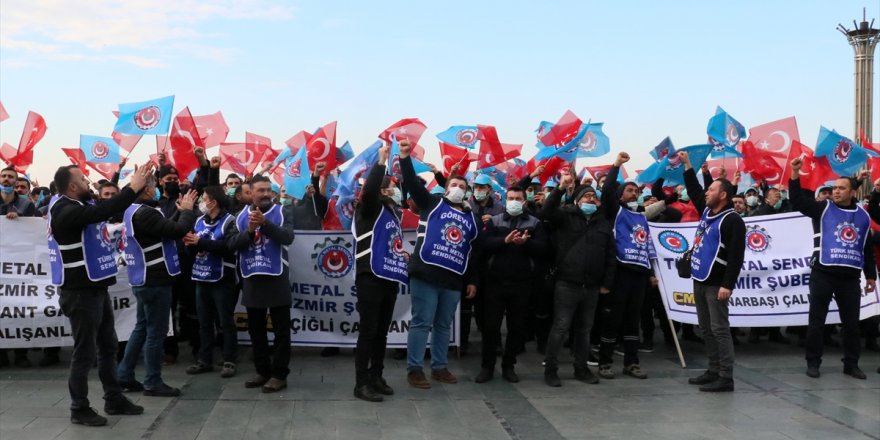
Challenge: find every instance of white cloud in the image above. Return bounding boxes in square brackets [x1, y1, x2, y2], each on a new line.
[0, 0, 294, 67]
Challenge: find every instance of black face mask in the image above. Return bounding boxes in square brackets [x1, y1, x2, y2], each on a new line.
[163, 181, 180, 198]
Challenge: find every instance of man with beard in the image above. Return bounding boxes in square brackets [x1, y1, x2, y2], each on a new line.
[228, 175, 295, 393]
[48, 163, 153, 426]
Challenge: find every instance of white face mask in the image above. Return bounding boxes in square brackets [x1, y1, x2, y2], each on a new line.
[746, 195, 759, 207]
[445, 186, 466, 204]
[506, 200, 524, 216]
[626, 201, 639, 211]
[473, 189, 489, 201]
[198, 201, 208, 213]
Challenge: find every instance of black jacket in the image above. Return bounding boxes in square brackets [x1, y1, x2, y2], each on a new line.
[354, 164, 403, 277]
[50, 188, 138, 289]
[292, 175, 329, 230]
[540, 188, 615, 288]
[481, 211, 548, 283]
[129, 201, 197, 286]
[684, 168, 746, 290]
[601, 165, 653, 276]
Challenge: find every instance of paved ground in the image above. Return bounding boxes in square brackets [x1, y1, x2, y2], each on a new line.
[0, 333, 878, 440]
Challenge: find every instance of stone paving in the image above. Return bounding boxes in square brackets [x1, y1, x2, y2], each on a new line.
[0, 335, 878, 440]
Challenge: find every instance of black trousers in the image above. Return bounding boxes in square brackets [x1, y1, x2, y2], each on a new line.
[59, 287, 123, 411]
[806, 270, 862, 368]
[641, 280, 672, 343]
[354, 273, 398, 386]
[599, 267, 648, 366]
[481, 280, 531, 369]
[247, 306, 291, 380]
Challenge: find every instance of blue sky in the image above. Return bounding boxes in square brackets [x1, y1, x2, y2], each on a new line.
[1, 0, 878, 184]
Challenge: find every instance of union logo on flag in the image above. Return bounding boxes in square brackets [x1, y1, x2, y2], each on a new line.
[92, 141, 110, 159]
[134, 106, 162, 130]
[286, 159, 302, 178]
[832, 140, 853, 164]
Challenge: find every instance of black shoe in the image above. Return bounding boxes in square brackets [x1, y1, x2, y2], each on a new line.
[320, 347, 340, 357]
[370, 374, 394, 395]
[185, 361, 214, 375]
[353, 385, 383, 402]
[688, 370, 719, 385]
[574, 367, 599, 384]
[806, 365, 820, 378]
[39, 353, 60, 367]
[104, 396, 144, 415]
[544, 369, 561, 387]
[143, 383, 181, 397]
[501, 367, 519, 383]
[391, 349, 406, 360]
[843, 366, 867, 380]
[475, 368, 494, 383]
[245, 375, 269, 388]
[70, 407, 108, 426]
[13, 355, 31, 368]
[699, 377, 734, 392]
[119, 380, 144, 393]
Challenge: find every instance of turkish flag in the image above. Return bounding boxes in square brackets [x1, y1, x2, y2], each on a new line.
[704, 158, 742, 180]
[219, 143, 251, 176]
[306, 121, 338, 172]
[379, 118, 427, 145]
[791, 141, 837, 191]
[0, 143, 29, 172]
[61, 148, 90, 176]
[748, 117, 800, 184]
[88, 162, 118, 180]
[0, 101, 9, 123]
[193, 111, 229, 147]
[742, 141, 783, 182]
[538, 110, 582, 147]
[585, 164, 628, 181]
[439, 142, 477, 175]
[477, 125, 522, 169]
[112, 132, 142, 153]
[168, 107, 203, 178]
[322, 198, 344, 231]
[284, 130, 311, 152]
[526, 155, 569, 185]
[17, 111, 47, 156]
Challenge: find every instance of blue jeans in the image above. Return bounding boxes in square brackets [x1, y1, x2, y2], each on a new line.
[195, 281, 238, 364]
[117, 285, 172, 389]
[406, 277, 460, 372]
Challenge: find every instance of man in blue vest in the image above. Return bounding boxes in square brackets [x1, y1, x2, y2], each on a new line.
[475, 185, 548, 383]
[228, 175, 295, 393]
[351, 145, 408, 402]
[49, 163, 153, 426]
[680, 151, 746, 392]
[597, 152, 653, 380]
[790, 158, 876, 380]
[183, 185, 239, 379]
[117, 176, 198, 397]
[398, 139, 479, 389]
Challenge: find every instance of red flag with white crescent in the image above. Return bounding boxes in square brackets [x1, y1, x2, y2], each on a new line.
[17, 111, 47, 157]
[379, 118, 427, 145]
[306, 121, 338, 172]
[748, 117, 800, 184]
[168, 107, 203, 177]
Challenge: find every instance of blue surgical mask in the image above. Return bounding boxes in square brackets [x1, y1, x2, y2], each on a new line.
[595, 189, 602, 199]
[780, 191, 789, 200]
[390, 187, 402, 206]
[226, 187, 237, 197]
[579, 202, 597, 215]
[153, 187, 161, 202]
[465, 190, 473, 200]
[773, 200, 782, 209]
[526, 191, 535, 202]
[506, 200, 524, 216]
[280, 198, 292, 206]
[679, 189, 690, 202]
[0, 184, 13, 194]
[637, 193, 647, 206]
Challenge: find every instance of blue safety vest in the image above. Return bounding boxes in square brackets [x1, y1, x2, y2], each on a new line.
[417, 201, 478, 275]
[816, 201, 870, 270]
[613, 206, 652, 269]
[122, 204, 181, 286]
[236, 204, 285, 277]
[47, 196, 118, 285]
[191, 213, 235, 282]
[355, 206, 408, 284]
[690, 207, 734, 282]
